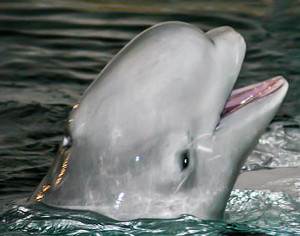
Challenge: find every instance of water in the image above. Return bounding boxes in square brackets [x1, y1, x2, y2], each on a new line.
[0, 0, 299, 235]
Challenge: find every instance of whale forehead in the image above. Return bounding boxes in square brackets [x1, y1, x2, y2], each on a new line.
[71, 22, 245, 143]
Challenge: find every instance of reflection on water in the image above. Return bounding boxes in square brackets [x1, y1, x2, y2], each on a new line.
[0, 190, 299, 235]
[245, 122, 300, 170]
[0, 0, 299, 235]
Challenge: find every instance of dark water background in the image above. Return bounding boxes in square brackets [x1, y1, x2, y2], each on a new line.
[0, 0, 299, 235]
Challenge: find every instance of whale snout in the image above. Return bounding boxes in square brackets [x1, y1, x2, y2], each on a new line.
[206, 26, 246, 67]
[220, 27, 246, 66]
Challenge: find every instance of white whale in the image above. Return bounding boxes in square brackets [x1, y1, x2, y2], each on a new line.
[31, 22, 288, 221]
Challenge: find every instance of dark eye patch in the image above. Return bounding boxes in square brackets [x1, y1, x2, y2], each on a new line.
[180, 149, 190, 171]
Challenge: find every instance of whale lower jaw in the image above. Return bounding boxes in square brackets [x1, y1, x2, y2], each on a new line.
[221, 76, 285, 119]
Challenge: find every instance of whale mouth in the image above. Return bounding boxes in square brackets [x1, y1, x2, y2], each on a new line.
[221, 76, 285, 118]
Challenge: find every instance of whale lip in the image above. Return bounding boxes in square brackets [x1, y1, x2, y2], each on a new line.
[221, 76, 286, 118]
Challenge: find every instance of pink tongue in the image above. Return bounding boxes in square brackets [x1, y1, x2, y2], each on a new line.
[221, 77, 284, 118]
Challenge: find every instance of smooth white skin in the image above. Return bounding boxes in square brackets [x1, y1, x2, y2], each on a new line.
[31, 22, 288, 221]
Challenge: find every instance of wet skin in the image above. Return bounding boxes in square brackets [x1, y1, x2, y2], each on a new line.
[31, 22, 288, 221]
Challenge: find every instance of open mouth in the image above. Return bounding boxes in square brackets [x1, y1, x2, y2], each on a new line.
[221, 76, 285, 118]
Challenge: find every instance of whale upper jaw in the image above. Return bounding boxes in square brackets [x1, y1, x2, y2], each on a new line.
[29, 22, 289, 221]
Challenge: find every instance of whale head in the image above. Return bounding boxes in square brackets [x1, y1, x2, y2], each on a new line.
[31, 22, 288, 221]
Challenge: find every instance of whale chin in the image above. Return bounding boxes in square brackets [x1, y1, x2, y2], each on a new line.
[221, 76, 286, 119]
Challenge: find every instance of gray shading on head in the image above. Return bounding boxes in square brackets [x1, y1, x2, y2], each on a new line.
[31, 22, 288, 221]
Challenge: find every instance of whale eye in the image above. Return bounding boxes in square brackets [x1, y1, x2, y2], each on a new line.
[180, 149, 190, 171]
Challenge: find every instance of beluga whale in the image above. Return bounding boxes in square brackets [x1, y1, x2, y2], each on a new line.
[31, 22, 288, 221]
